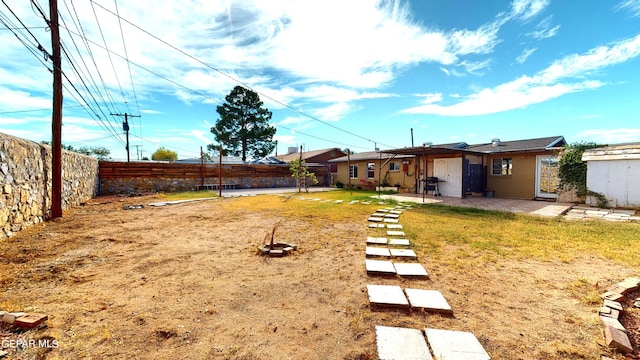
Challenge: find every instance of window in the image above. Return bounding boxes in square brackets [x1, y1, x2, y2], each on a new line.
[389, 162, 400, 171]
[349, 165, 358, 178]
[492, 158, 512, 176]
[367, 162, 375, 178]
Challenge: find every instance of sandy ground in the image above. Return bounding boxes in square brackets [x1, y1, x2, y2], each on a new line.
[1, 193, 638, 359]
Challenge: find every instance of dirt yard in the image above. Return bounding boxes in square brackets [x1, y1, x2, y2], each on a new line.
[1, 193, 638, 359]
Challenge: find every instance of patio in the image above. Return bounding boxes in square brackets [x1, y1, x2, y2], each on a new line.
[377, 193, 574, 217]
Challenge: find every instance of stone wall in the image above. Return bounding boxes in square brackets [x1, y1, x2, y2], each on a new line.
[0, 133, 99, 238]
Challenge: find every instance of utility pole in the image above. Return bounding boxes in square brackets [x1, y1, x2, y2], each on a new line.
[50, 0, 63, 219]
[134, 145, 143, 161]
[110, 113, 140, 162]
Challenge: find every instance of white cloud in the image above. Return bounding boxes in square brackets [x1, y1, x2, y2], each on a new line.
[511, 0, 550, 20]
[516, 48, 537, 64]
[416, 93, 443, 105]
[615, 0, 640, 17]
[401, 34, 640, 116]
[273, 134, 296, 145]
[313, 103, 355, 122]
[140, 109, 163, 114]
[527, 16, 560, 39]
[577, 128, 640, 143]
[190, 129, 211, 143]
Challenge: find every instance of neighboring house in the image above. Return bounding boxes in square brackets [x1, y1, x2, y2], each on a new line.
[328, 151, 416, 190]
[275, 147, 346, 171]
[374, 136, 567, 199]
[582, 143, 640, 207]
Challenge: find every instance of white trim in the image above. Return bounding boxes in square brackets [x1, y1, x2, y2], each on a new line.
[535, 155, 559, 199]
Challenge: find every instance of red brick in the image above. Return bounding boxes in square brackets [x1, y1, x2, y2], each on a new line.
[14, 313, 48, 329]
[604, 326, 633, 353]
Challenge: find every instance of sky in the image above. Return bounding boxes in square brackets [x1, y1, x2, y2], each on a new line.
[1, 0, 639, 161]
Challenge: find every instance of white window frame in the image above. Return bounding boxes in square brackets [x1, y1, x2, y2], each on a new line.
[349, 164, 358, 179]
[389, 162, 400, 171]
[367, 162, 375, 178]
[491, 158, 512, 176]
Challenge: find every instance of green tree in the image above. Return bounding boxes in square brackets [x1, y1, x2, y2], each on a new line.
[151, 147, 178, 162]
[290, 158, 318, 192]
[210, 86, 276, 162]
[40, 141, 111, 160]
[558, 142, 604, 204]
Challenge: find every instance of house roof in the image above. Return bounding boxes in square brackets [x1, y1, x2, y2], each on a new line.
[250, 156, 288, 165]
[468, 136, 566, 153]
[384, 136, 566, 156]
[174, 156, 245, 165]
[328, 151, 415, 162]
[582, 142, 640, 161]
[275, 148, 344, 162]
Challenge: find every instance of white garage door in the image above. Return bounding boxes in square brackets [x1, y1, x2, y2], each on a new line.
[433, 158, 463, 198]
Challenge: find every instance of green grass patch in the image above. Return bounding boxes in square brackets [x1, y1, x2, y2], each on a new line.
[158, 190, 218, 200]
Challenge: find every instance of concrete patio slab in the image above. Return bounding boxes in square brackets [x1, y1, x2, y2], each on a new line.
[366, 260, 396, 275]
[366, 247, 391, 257]
[369, 224, 385, 228]
[383, 218, 399, 223]
[377, 209, 390, 213]
[387, 224, 403, 229]
[388, 238, 411, 246]
[390, 249, 417, 258]
[376, 326, 433, 360]
[369, 217, 384, 222]
[367, 285, 409, 308]
[372, 213, 387, 217]
[384, 213, 401, 218]
[367, 237, 388, 245]
[387, 230, 406, 236]
[424, 328, 490, 360]
[390, 210, 403, 214]
[394, 263, 428, 277]
[405, 289, 452, 313]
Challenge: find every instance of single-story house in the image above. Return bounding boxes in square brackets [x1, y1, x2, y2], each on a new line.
[335, 136, 566, 199]
[275, 147, 346, 171]
[582, 143, 640, 207]
[328, 151, 416, 190]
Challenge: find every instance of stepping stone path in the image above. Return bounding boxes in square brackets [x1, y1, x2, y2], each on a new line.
[361, 201, 491, 359]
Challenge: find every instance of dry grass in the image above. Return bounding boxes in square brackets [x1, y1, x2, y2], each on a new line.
[1, 189, 638, 359]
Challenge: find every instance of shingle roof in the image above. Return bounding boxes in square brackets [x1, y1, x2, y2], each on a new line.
[468, 136, 566, 153]
[329, 151, 415, 162]
[275, 148, 343, 162]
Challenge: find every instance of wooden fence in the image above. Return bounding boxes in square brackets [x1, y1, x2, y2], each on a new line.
[98, 161, 330, 195]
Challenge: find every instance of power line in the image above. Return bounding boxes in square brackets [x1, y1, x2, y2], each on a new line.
[89, 0, 399, 149]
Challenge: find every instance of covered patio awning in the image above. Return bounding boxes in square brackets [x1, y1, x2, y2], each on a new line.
[383, 145, 485, 157]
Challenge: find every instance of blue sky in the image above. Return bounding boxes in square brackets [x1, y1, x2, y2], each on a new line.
[1, 0, 639, 160]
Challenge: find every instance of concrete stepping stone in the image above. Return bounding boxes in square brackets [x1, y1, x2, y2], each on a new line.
[383, 218, 399, 223]
[405, 289, 452, 314]
[367, 285, 409, 308]
[424, 328, 490, 360]
[362, 201, 371, 205]
[367, 237, 388, 245]
[394, 263, 428, 277]
[387, 230, 406, 236]
[390, 249, 417, 258]
[369, 217, 384, 222]
[388, 238, 411, 246]
[390, 210, 403, 214]
[387, 224, 403, 229]
[366, 247, 391, 257]
[372, 213, 387, 217]
[348, 201, 359, 204]
[369, 224, 385, 228]
[384, 213, 400, 218]
[376, 209, 390, 213]
[366, 260, 396, 275]
[376, 326, 433, 360]
[335, 200, 344, 203]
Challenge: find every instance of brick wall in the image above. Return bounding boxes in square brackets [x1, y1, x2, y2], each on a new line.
[0, 133, 99, 238]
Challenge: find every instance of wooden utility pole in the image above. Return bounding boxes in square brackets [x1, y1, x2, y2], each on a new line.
[218, 143, 222, 198]
[200, 146, 204, 189]
[347, 151, 351, 190]
[50, 0, 63, 219]
[111, 113, 140, 162]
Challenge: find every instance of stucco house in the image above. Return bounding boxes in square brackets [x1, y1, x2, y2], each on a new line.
[328, 151, 416, 190]
[582, 143, 640, 207]
[332, 136, 566, 199]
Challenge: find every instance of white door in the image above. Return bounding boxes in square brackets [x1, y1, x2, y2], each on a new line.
[433, 158, 463, 198]
[536, 155, 559, 199]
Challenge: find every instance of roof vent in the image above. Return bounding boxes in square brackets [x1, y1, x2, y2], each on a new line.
[491, 138, 501, 147]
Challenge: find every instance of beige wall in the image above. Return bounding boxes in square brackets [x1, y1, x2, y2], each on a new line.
[486, 152, 545, 199]
[334, 158, 415, 190]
